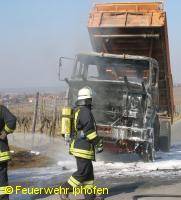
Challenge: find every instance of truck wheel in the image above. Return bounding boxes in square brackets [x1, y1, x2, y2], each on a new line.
[159, 120, 171, 152]
[153, 115, 160, 151]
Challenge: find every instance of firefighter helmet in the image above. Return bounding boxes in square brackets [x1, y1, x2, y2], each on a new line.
[76, 87, 93, 106]
[77, 87, 92, 100]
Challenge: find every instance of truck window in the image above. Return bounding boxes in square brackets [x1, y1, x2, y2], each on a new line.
[152, 67, 158, 86]
[100, 66, 118, 80]
[87, 65, 99, 79]
[74, 56, 150, 84]
[99, 64, 149, 84]
[74, 61, 84, 78]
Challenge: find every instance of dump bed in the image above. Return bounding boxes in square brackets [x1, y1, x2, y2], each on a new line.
[88, 2, 174, 122]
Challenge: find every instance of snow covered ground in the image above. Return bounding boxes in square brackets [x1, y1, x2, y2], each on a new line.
[7, 120, 181, 184]
[94, 144, 181, 178]
[7, 121, 181, 200]
[8, 144, 181, 184]
[56, 142, 181, 179]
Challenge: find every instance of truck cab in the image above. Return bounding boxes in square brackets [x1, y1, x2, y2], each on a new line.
[66, 52, 159, 161]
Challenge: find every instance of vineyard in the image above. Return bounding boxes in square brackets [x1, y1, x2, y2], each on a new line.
[7, 92, 65, 136]
[4, 87, 181, 136]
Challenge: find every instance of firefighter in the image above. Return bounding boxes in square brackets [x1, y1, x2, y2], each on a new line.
[60, 87, 104, 200]
[0, 105, 16, 200]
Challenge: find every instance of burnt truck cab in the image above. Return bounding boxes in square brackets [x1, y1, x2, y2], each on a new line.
[66, 52, 160, 161]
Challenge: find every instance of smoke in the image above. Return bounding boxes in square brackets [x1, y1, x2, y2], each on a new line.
[8, 132, 75, 165]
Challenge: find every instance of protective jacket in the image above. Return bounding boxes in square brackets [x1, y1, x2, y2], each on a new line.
[69, 105, 99, 161]
[0, 105, 16, 162]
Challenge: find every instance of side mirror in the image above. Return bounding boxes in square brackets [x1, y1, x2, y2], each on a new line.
[58, 56, 74, 81]
[58, 57, 62, 81]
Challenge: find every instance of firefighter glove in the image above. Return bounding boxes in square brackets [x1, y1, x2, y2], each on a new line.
[0, 130, 7, 140]
[95, 138, 103, 153]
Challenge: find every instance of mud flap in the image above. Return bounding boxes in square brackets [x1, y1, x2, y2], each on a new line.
[142, 142, 155, 162]
[159, 119, 171, 152]
[137, 139, 155, 162]
[153, 115, 160, 151]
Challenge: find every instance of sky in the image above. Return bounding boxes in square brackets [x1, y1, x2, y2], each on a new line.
[0, 0, 180, 89]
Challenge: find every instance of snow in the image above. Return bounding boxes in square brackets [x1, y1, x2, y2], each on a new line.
[30, 150, 40, 155]
[7, 131, 181, 183]
[8, 144, 181, 192]
[57, 160, 76, 171]
[127, 137, 144, 142]
[93, 144, 181, 178]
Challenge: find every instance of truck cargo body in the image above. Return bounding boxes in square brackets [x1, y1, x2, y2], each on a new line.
[88, 2, 174, 122]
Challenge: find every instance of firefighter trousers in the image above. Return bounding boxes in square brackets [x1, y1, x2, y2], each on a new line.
[0, 162, 9, 200]
[62, 157, 96, 200]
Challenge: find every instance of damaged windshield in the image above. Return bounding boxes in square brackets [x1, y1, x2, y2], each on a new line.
[72, 55, 150, 84]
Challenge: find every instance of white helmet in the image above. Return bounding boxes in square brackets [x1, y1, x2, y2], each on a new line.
[77, 87, 93, 100]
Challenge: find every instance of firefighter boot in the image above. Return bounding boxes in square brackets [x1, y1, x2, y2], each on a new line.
[59, 193, 70, 200]
[94, 196, 105, 200]
[84, 194, 104, 200]
[60, 182, 71, 200]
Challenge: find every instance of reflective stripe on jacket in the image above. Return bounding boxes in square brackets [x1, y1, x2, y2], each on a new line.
[70, 140, 95, 160]
[0, 186, 8, 195]
[0, 105, 16, 163]
[69, 106, 98, 160]
[0, 151, 11, 162]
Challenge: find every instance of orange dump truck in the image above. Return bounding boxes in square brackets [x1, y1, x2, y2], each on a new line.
[88, 2, 174, 122]
[60, 2, 174, 161]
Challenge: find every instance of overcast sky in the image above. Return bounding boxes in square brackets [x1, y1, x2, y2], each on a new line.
[0, 0, 180, 89]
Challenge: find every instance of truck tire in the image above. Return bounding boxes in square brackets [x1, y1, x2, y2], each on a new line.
[159, 120, 171, 152]
[153, 115, 160, 151]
